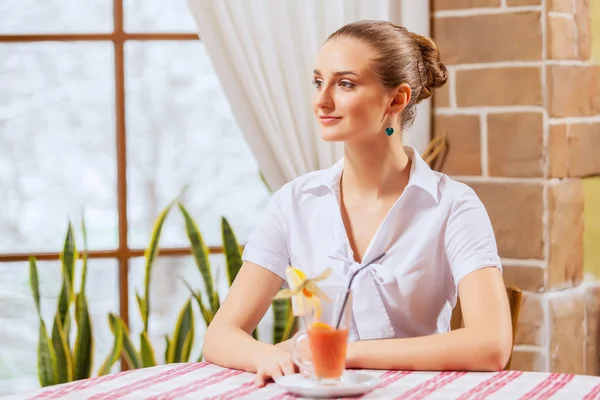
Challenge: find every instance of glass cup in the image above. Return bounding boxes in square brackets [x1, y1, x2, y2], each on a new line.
[291, 286, 352, 385]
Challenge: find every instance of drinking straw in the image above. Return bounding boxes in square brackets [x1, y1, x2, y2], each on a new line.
[334, 264, 370, 330]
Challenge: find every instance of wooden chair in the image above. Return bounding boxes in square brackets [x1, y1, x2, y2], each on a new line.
[450, 286, 523, 370]
[422, 132, 448, 170]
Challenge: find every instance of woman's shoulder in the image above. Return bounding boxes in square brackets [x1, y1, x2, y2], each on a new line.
[271, 161, 342, 202]
[433, 171, 485, 210]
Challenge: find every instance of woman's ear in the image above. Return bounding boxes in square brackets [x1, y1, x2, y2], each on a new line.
[389, 83, 411, 114]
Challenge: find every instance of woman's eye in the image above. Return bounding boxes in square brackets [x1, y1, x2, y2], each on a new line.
[339, 81, 356, 89]
[312, 79, 323, 89]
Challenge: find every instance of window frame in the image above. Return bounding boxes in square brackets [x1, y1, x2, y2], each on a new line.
[0, 0, 223, 339]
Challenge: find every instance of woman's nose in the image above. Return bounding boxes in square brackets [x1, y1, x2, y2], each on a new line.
[317, 88, 334, 109]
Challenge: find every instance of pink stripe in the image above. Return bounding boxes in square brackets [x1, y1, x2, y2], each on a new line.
[148, 369, 236, 400]
[270, 395, 296, 400]
[154, 369, 245, 400]
[583, 382, 600, 400]
[519, 373, 560, 400]
[375, 370, 401, 381]
[352, 371, 411, 400]
[219, 382, 262, 400]
[31, 369, 138, 400]
[392, 371, 461, 400]
[411, 371, 467, 400]
[204, 381, 254, 400]
[336, 371, 411, 400]
[472, 371, 523, 400]
[89, 362, 208, 400]
[537, 373, 574, 399]
[457, 371, 509, 400]
[392, 372, 451, 399]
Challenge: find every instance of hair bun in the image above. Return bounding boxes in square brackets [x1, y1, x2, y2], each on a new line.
[410, 32, 448, 103]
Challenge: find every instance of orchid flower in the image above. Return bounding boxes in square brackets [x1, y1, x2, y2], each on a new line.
[274, 267, 332, 319]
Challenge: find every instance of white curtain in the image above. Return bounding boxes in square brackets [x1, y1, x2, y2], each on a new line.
[187, 0, 431, 191]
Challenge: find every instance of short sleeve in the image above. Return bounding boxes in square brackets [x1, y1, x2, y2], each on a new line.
[445, 187, 502, 288]
[241, 187, 289, 281]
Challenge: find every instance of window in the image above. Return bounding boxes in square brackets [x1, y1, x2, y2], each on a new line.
[0, 0, 269, 395]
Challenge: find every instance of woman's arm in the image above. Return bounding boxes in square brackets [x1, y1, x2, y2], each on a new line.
[346, 267, 513, 371]
[203, 261, 296, 381]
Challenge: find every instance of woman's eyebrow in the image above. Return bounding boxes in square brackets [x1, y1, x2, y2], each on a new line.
[313, 69, 359, 77]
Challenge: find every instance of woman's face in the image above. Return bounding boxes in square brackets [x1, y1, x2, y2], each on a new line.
[312, 37, 394, 143]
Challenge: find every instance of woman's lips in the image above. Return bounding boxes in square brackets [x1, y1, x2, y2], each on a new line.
[319, 116, 342, 125]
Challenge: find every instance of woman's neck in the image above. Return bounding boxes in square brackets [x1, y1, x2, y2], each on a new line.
[341, 136, 411, 200]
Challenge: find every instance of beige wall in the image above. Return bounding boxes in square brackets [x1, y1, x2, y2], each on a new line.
[432, 0, 600, 374]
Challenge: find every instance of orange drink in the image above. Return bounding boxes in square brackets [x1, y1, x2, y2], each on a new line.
[308, 323, 348, 379]
[291, 286, 352, 384]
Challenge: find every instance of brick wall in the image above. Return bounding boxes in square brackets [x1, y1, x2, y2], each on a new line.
[432, 0, 600, 374]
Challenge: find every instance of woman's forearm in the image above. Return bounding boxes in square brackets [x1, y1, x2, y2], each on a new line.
[346, 327, 511, 372]
[203, 324, 278, 373]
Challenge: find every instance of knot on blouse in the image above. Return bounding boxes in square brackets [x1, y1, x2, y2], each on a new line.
[328, 247, 396, 341]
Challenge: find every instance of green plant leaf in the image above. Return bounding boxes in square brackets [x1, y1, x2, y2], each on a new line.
[98, 318, 123, 376]
[56, 282, 70, 341]
[196, 294, 213, 327]
[29, 257, 41, 318]
[107, 314, 141, 370]
[143, 195, 182, 332]
[183, 280, 213, 327]
[120, 327, 141, 370]
[38, 319, 58, 387]
[57, 279, 69, 320]
[282, 316, 296, 343]
[140, 331, 157, 368]
[179, 203, 219, 314]
[180, 329, 194, 363]
[167, 299, 194, 363]
[52, 313, 73, 383]
[63, 312, 72, 350]
[80, 212, 88, 294]
[272, 298, 295, 344]
[221, 217, 243, 287]
[164, 336, 171, 365]
[59, 222, 77, 304]
[252, 328, 259, 341]
[135, 291, 146, 327]
[197, 351, 204, 362]
[55, 223, 77, 342]
[73, 293, 93, 380]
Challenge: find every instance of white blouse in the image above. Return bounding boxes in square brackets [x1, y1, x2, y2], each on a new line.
[242, 146, 502, 342]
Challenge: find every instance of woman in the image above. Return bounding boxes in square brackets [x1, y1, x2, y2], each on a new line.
[203, 20, 513, 387]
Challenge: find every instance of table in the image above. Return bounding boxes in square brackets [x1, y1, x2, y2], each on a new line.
[6, 362, 600, 399]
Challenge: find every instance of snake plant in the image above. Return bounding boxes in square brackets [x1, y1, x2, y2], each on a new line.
[100, 194, 182, 373]
[101, 199, 295, 372]
[96, 189, 296, 373]
[30, 218, 94, 387]
[179, 204, 296, 347]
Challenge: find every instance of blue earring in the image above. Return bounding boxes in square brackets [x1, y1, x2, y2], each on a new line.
[385, 115, 394, 136]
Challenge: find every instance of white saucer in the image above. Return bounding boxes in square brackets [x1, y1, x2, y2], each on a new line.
[274, 371, 380, 398]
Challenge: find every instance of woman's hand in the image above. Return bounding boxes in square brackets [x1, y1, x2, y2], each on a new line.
[253, 346, 297, 387]
[274, 338, 293, 352]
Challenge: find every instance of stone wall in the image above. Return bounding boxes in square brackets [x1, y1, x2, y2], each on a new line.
[432, 0, 600, 374]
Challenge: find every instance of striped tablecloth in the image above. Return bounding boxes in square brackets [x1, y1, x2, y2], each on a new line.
[6, 362, 600, 400]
